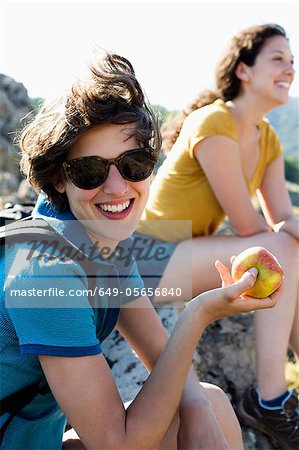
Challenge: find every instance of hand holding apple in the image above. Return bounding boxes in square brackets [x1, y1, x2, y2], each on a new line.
[231, 246, 284, 298]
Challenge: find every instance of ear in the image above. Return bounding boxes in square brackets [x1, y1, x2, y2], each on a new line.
[52, 171, 66, 193]
[235, 62, 250, 82]
[54, 181, 66, 193]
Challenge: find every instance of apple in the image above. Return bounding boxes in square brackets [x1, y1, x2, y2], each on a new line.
[231, 246, 284, 298]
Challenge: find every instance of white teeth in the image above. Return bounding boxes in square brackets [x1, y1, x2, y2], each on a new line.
[98, 200, 130, 213]
[276, 82, 290, 88]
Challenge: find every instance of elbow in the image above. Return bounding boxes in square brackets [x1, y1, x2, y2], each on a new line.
[236, 229, 259, 237]
[234, 225, 271, 237]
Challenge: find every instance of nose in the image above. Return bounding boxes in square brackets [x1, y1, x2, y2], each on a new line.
[284, 62, 295, 77]
[102, 164, 128, 195]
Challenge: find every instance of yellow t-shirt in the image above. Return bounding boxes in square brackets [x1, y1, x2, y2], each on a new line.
[138, 99, 282, 242]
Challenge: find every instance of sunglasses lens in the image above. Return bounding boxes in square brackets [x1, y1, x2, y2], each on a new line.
[120, 150, 156, 181]
[67, 158, 107, 189]
[65, 149, 156, 189]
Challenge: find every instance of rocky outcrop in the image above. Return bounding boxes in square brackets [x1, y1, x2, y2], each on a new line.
[0, 74, 36, 205]
[102, 307, 278, 450]
[0, 73, 33, 171]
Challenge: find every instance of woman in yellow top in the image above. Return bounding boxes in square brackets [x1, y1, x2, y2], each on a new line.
[136, 24, 299, 449]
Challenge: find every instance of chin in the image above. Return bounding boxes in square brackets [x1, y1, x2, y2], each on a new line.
[274, 90, 290, 105]
[268, 96, 289, 110]
[102, 222, 138, 242]
[280, 96, 290, 105]
[277, 93, 289, 103]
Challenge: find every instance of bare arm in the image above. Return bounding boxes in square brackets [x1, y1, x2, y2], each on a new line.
[117, 297, 229, 447]
[194, 136, 270, 236]
[257, 156, 298, 239]
[39, 269, 278, 450]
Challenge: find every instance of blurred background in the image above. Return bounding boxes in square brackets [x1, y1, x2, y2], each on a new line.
[0, 2, 298, 446]
[0, 0, 298, 207]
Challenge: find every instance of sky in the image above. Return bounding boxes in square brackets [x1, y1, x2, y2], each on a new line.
[1, 0, 298, 110]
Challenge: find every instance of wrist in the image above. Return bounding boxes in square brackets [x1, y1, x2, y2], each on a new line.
[273, 219, 287, 232]
[274, 216, 296, 228]
[188, 289, 227, 327]
[184, 294, 213, 329]
[273, 217, 298, 239]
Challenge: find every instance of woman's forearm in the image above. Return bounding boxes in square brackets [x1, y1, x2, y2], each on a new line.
[124, 298, 208, 449]
[121, 268, 262, 450]
[273, 216, 299, 240]
[234, 214, 271, 237]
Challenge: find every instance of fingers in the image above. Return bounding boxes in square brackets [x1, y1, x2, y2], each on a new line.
[236, 268, 258, 293]
[215, 260, 233, 287]
[241, 275, 281, 311]
[224, 268, 258, 299]
[225, 267, 279, 312]
[267, 277, 284, 302]
[247, 267, 258, 278]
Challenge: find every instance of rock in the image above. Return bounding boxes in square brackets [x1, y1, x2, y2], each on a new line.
[0, 171, 19, 196]
[102, 330, 148, 402]
[0, 73, 34, 176]
[17, 179, 37, 202]
[0, 178, 37, 210]
[193, 314, 256, 403]
[102, 307, 179, 402]
[102, 307, 277, 449]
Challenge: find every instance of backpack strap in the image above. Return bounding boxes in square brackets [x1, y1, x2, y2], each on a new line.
[0, 203, 35, 227]
[0, 379, 50, 444]
[1, 218, 98, 275]
[0, 216, 58, 242]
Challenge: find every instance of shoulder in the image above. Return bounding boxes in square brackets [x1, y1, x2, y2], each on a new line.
[184, 99, 237, 139]
[260, 117, 281, 140]
[6, 240, 87, 279]
[259, 118, 283, 163]
[4, 241, 89, 310]
[260, 118, 282, 149]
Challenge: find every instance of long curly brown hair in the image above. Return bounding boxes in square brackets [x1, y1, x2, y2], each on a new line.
[163, 23, 287, 154]
[19, 52, 161, 211]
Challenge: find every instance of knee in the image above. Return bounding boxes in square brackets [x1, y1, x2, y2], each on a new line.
[263, 231, 298, 265]
[201, 383, 230, 406]
[201, 383, 237, 418]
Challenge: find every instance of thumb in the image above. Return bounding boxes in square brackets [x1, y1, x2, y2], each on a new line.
[226, 267, 258, 299]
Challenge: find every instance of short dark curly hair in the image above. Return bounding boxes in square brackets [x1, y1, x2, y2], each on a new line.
[20, 52, 161, 211]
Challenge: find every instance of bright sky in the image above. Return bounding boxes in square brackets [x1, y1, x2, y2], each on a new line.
[1, 0, 298, 110]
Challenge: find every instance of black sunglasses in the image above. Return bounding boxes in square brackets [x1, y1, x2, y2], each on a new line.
[63, 148, 157, 190]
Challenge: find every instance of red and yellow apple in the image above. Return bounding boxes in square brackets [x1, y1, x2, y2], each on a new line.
[231, 246, 284, 298]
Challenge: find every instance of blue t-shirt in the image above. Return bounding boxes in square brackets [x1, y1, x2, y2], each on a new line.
[0, 195, 144, 449]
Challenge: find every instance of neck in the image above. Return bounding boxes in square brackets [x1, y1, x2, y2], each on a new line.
[226, 93, 273, 135]
[86, 231, 118, 259]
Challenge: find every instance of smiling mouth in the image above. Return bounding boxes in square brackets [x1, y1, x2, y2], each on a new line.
[95, 199, 134, 219]
[98, 199, 131, 213]
[275, 81, 291, 89]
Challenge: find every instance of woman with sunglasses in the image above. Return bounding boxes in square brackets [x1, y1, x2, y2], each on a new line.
[136, 24, 299, 448]
[0, 52, 279, 450]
